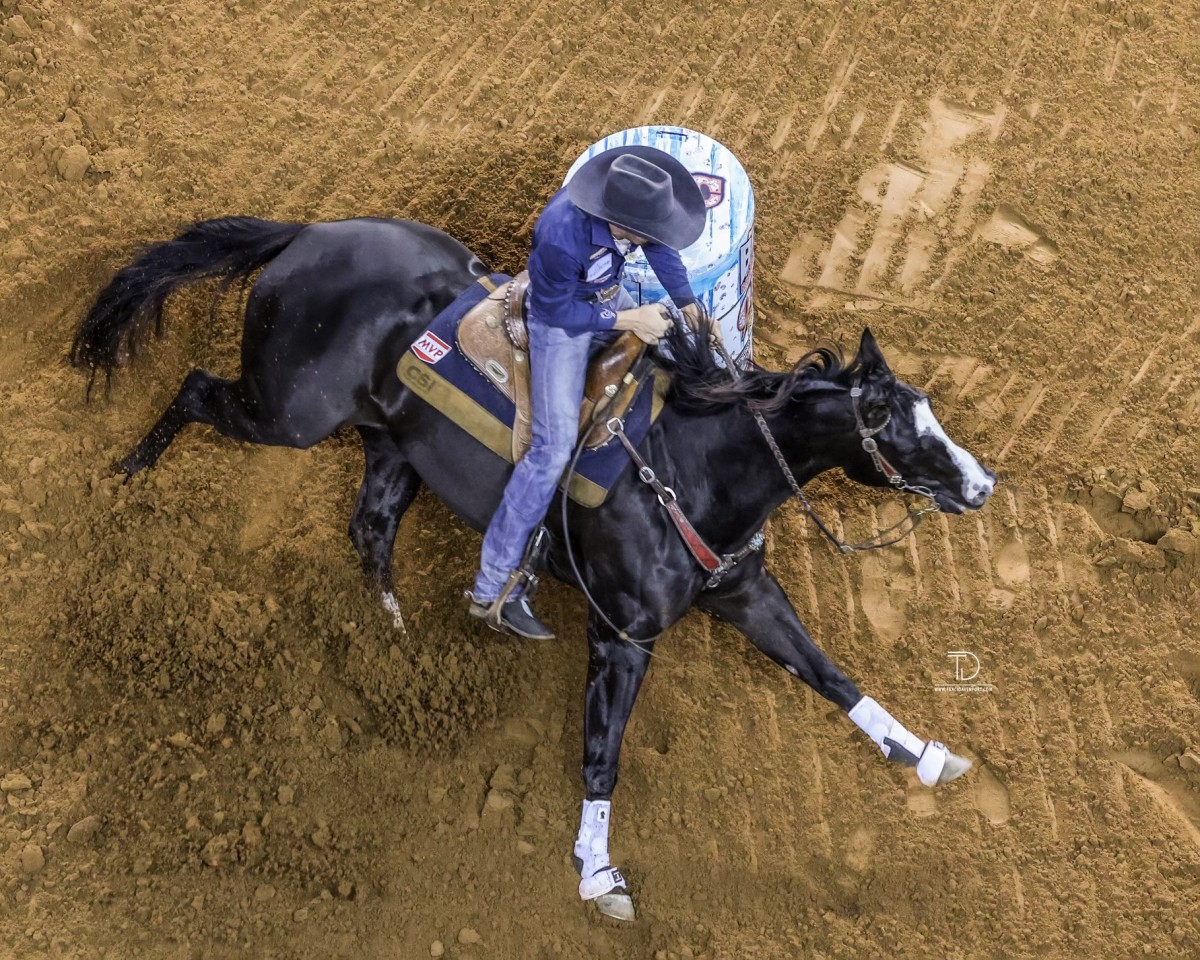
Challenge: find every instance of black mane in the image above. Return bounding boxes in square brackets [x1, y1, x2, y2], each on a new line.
[660, 317, 854, 415]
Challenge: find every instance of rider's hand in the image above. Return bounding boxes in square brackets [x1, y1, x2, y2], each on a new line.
[614, 304, 671, 345]
[680, 302, 704, 330]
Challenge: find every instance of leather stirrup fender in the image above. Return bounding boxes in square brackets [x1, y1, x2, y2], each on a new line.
[510, 342, 533, 461]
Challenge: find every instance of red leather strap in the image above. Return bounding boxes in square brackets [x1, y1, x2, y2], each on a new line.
[607, 416, 765, 585]
[664, 500, 722, 572]
[610, 421, 723, 573]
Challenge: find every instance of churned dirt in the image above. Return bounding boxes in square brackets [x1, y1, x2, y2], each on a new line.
[2, 0, 1199, 958]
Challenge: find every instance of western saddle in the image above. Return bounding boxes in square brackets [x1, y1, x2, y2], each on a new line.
[456, 271, 652, 463]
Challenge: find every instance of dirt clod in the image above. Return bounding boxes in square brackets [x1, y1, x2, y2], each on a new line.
[1, 773, 32, 792]
[20, 844, 45, 875]
[66, 816, 101, 843]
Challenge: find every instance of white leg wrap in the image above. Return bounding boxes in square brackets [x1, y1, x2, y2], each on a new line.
[381, 592, 405, 632]
[848, 696, 947, 787]
[573, 800, 624, 900]
[916, 741, 949, 787]
[579, 866, 627, 901]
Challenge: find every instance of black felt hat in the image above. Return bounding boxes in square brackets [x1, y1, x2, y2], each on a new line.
[567, 145, 707, 250]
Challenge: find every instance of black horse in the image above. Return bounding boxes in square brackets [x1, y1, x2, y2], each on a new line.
[72, 216, 995, 920]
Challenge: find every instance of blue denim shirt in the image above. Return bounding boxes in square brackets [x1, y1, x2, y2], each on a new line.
[527, 187, 696, 334]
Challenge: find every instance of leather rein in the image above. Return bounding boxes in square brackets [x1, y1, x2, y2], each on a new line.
[560, 321, 939, 648]
[711, 334, 941, 555]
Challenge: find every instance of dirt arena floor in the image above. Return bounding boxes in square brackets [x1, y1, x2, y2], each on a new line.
[1, 0, 1198, 957]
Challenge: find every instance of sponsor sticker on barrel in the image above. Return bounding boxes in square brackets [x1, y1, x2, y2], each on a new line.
[692, 173, 726, 209]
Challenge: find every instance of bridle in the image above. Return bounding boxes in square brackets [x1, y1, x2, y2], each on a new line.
[716, 338, 942, 555]
[557, 316, 941, 649]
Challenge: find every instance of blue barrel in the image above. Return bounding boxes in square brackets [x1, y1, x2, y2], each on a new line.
[564, 126, 756, 362]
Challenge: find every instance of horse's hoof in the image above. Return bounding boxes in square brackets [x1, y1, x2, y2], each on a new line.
[595, 891, 636, 922]
[115, 455, 144, 479]
[938, 750, 973, 784]
[578, 864, 635, 921]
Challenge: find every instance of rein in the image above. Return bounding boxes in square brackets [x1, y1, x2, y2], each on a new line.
[560, 371, 663, 651]
[558, 315, 940, 649]
[709, 335, 941, 554]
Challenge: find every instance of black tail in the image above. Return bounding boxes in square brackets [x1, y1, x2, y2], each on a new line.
[71, 216, 305, 378]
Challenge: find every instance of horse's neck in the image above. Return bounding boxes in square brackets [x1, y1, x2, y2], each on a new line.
[657, 394, 845, 548]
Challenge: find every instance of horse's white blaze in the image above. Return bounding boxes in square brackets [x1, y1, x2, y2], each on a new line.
[912, 400, 993, 503]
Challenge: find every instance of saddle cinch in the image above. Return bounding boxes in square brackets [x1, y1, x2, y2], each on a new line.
[456, 271, 651, 463]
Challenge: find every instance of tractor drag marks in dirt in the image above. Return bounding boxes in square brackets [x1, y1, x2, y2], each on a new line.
[1, 0, 1199, 957]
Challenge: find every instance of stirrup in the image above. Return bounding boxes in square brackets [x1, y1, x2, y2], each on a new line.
[470, 524, 550, 626]
[476, 568, 527, 629]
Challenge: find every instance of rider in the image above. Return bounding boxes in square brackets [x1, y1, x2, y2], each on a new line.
[467, 146, 707, 639]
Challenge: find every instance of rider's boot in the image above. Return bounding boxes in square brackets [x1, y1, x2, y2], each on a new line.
[466, 579, 556, 640]
[467, 526, 555, 640]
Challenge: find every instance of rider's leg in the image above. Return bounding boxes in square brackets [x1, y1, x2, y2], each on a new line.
[470, 319, 592, 629]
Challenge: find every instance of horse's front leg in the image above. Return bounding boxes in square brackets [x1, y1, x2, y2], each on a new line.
[697, 563, 972, 787]
[572, 613, 654, 922]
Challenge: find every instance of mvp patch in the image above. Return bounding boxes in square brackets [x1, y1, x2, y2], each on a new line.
[412, 331, 451, 364]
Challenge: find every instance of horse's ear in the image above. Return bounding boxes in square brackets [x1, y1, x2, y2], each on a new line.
[857, 328, 893, 379]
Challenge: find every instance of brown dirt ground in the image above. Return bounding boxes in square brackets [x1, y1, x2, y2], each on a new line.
[2, 0, 1199, 957]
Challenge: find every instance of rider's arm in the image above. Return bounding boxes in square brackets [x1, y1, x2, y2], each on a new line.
[641, 242, 696, 309]
[527, 241, 618, 334]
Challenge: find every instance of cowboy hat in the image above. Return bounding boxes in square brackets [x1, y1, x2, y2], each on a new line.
[566, 145, 706, 250]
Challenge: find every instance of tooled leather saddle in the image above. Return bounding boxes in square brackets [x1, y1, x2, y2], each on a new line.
[455, 270, 648, 463]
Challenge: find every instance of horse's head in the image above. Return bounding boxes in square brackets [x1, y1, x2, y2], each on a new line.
[836, 329, 995, 514]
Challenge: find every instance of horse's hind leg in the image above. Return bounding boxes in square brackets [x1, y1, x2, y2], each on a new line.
[120, 369, 217, 475]
[349, 426, 422, 628]
[121, 368, 336, 476]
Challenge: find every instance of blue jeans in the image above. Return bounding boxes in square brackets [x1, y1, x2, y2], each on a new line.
[472, 287, 635, 601]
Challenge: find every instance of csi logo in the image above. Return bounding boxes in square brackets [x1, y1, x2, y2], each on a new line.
[691, 173, 726, 209]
